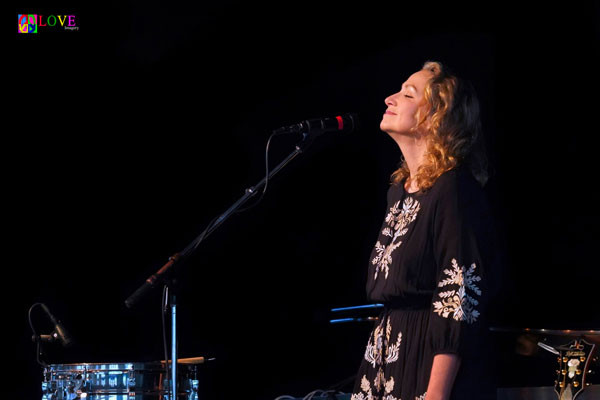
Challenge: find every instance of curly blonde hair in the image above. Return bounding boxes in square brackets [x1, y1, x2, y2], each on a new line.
[391, 61, 488, 190]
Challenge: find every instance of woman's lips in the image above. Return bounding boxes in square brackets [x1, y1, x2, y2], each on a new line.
[384, 110, 397, 115]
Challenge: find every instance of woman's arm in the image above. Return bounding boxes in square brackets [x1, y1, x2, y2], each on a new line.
[425, 353, 461, 400]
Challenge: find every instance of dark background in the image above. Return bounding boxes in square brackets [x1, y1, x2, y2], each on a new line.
[10, 1, 599, 399]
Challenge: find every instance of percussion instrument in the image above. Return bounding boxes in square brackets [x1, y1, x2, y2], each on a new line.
[41, 359, 202, 399]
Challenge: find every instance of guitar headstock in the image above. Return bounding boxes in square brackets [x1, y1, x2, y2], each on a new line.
[554, 339, 597, 400]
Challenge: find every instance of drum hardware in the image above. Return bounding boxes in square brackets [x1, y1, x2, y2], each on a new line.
[490, 327, 600, 400]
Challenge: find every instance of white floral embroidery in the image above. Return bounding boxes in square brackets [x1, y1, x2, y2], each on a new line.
[364, 318, 404, 367]
[374, 368, 385, 393]
[354, 318, 403, 400]
[385, 332, 402, 364]
[350, 368, 400, 400]
[432, 258, 482, 323]
[415, 393, 427, 400]
[352, 371, 398, 400]
[372, 197, 420, 279]
[384, 376, 395, 397]
[364, 322, 384, 368]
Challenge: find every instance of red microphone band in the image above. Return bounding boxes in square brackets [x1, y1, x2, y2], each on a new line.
[336, 115, 344, 130]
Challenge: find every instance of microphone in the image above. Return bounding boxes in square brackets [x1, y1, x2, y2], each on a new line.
[273, 113, 359, 137]
[40, 304, 73, 347]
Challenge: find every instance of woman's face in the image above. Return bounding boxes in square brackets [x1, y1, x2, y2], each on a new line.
[380, 69, 433, 137]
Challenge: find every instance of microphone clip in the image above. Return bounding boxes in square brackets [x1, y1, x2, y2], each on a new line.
[31, 332, 60, 344]
[272, 123, 304, 136]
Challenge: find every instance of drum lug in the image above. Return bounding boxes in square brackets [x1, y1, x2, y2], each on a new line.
[127, 376, 136, 389]
[191, 379, 199, 400]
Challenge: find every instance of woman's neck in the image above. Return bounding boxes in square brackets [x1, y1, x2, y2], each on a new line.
[396, 136, 427, 193]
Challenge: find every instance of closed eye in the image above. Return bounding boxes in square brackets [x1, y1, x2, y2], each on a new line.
[404, 94, 413, 98]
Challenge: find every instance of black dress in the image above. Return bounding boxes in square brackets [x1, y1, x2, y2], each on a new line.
[351, 167, 498, 400]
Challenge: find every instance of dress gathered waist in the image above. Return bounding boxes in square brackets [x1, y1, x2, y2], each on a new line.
[381, 297, 431, 311]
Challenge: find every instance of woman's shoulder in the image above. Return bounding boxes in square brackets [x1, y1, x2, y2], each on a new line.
[436, 166, 481, 190]
[387, 179, 407, 198]
[386, 166, 484, 203]
[428, 166, 487, 204]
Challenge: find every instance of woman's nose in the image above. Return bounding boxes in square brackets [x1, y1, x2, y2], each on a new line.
[385, 93, 398, 106]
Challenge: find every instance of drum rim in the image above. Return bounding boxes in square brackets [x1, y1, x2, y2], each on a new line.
[44, 361, 166, 371]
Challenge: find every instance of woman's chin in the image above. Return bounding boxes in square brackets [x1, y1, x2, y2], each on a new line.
[380, 120, 392, 132]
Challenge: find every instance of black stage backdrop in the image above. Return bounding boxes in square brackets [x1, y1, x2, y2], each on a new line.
[10, 1, 599, 399]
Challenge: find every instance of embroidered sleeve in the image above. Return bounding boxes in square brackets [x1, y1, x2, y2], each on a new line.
[427, 173, 494, 357]
[432, 258, 482, 324]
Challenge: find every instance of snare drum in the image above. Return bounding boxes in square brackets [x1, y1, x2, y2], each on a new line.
[41, 361, 199, 399]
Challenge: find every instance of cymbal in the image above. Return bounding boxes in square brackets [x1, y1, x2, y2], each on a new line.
[490, 327, 600, 336]
[490, 327, 600, 344]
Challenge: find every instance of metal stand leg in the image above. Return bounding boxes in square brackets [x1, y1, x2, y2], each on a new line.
[171, 294, 177, 399]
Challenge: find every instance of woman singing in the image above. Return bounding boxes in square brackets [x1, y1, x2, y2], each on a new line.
[351, 61, 498, 400]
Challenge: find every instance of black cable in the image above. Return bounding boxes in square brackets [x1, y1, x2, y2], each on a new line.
[186, 214, 220, 256]
[182, 130, 280, 257]
[326, 373, 357, 392]
[235, 130, 281, 214]
[28, 303, 48, 367]
[28, 303, 43, 338]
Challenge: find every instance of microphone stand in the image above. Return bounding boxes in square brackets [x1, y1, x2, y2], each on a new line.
[124, 137, 313, 399]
